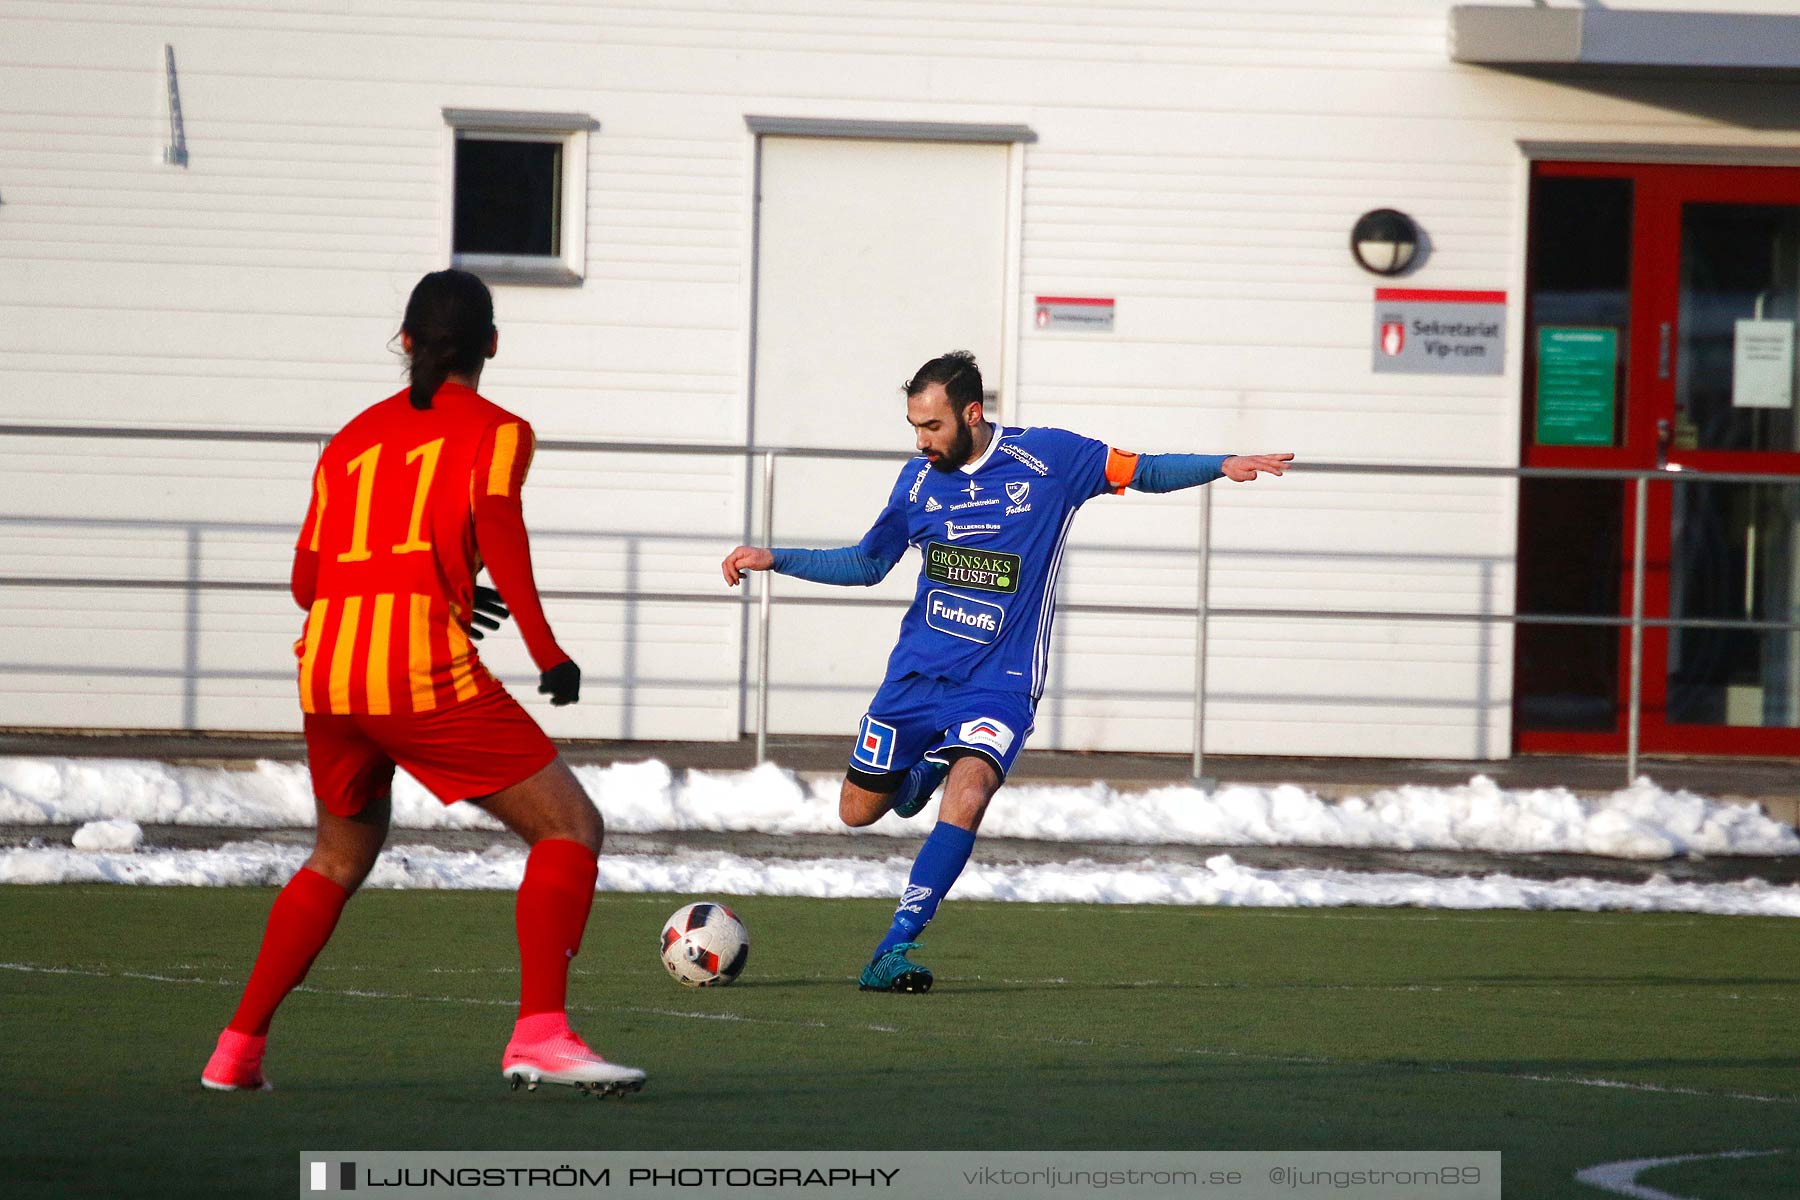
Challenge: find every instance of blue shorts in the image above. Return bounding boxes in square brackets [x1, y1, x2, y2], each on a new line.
[846, 673, 1036, 788]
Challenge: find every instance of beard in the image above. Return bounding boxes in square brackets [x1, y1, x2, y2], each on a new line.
[929, 409, 976, 472]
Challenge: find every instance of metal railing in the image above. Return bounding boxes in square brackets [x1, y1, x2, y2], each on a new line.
[7, 422, 1800, 784]
[1285, 461, 1800, 784]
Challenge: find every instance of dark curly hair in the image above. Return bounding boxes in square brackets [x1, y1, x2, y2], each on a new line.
[903, 350, 983, 414]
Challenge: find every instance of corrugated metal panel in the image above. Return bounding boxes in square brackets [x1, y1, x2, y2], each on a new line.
[3, 0, 1792, 755]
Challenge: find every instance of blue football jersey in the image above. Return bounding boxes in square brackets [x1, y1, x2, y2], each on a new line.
[855, 426, 1129, 698]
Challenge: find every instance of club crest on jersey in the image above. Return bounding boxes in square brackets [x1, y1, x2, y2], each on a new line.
[854, 715, 898, 772]
[1004, 480, 1031, 515]
[957, 718, 1016, 757]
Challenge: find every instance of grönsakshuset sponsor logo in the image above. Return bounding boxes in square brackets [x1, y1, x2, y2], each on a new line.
[923, 542, 1020, 593]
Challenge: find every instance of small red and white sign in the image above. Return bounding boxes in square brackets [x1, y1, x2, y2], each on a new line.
[1372, 288, 1506, 376]
[1035, 296, 1115, 332]
[1381, 322, 1405, 356]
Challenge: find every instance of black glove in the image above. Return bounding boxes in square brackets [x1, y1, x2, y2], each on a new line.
[539, 659, 581, 706]
[467, 585, 510, 641]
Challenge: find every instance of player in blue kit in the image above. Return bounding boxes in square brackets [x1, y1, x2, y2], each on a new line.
[721, 351, 1291, 992]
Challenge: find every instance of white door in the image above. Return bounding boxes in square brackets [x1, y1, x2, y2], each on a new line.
[749, 135, 1011, 735]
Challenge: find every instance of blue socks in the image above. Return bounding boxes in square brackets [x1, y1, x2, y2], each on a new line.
[890, 757, 949, 818]
[872, 822, 977, 960]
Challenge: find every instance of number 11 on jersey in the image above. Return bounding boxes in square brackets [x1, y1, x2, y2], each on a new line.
[334, 437, 445, 564]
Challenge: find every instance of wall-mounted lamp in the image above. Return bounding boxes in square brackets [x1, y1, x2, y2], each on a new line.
[1350, 208, 1419, 276]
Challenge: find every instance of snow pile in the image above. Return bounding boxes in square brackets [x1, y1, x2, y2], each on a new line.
[7, 754, 1795, 914]
[0, 757, 492, 830]
[70, 819, 144, 853]
[1, 756, 1794, 860]
[3, 840, 1797, 918]
[983, 775, 1798, 859]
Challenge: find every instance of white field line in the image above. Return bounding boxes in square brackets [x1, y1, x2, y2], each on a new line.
[5, 960, 1796, 1108]
[58, 961, 1776, 999]
[1574, 1150, 1787, 1199]
[1035, 907, 1722, 928]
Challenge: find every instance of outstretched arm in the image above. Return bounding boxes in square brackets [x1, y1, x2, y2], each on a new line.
[721, 545, 774, 586]
[722, 490, 908, 588]
[1218, 453, 1293, 482]
[721, 543, 898, 588]
[1128, 452, 1292, 493]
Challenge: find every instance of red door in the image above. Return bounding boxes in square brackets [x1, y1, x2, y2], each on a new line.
[1518, 161, 1800, 755]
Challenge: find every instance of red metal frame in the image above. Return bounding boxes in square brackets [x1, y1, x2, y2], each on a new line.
[1519, 160, 1800, 756]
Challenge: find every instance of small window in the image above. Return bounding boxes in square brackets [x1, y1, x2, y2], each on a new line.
[443, 109, 595, 286]
[456, 138, 561, 256]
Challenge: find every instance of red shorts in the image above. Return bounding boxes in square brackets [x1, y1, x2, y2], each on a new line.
[303, 686, 558, 817]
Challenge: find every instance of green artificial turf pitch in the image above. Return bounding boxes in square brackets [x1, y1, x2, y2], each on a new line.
[1, 885, 1794, 1198]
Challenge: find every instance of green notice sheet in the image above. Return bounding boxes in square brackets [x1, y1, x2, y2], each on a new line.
[1535, 326, 1617, 446]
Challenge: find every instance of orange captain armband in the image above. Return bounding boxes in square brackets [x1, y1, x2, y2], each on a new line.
[1103, 447, 1139, 494]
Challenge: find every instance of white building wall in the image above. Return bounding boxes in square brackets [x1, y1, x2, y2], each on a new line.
[3, 1, 1798, 755]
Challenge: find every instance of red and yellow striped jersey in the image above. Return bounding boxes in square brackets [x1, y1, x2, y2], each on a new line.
[292, 383, 556, 715]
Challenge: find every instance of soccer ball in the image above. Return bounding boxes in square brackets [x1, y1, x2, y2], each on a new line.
[659, 901, 749, 987]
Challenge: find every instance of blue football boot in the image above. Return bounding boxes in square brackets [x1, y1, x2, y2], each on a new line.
[889, 758, 949, 819]
[858, 942, 933, 993]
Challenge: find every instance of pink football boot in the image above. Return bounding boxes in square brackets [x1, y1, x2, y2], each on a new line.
[502, 1014, 645, 1097]
[201, 1029, 273, 1092]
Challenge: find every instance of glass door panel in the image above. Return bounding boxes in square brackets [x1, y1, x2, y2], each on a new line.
[1674, 203, 1800, 453]
[1666, 198, 1800, 731]
[1518, 162, 1800, 754]
[1516, 166, 1635, 744]
[1525, 174, 1634, 451]
[1516, 479, 1623, 730]
[1668, 480, 1800, 728]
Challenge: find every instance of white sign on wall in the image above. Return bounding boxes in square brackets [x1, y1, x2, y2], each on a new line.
[1371, 288, 1506, 375]
[1034, 296, 1115, 331]
[1732, 319, 1794, 410]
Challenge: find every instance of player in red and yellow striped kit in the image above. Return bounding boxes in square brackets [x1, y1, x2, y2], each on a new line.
[293, 398, 543, 720]
[203, 270, 644, 1096]
[289, 372, 570, 808]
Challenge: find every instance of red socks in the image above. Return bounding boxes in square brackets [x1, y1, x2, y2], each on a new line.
[515, 838, 599, 1018]
[226, 867, 349, 1037]
[222, 842, 595, 1038]
[509, 1011, 571, 1046]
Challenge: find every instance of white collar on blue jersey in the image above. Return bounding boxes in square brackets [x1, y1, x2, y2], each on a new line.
[959, 423, 1009, 475]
